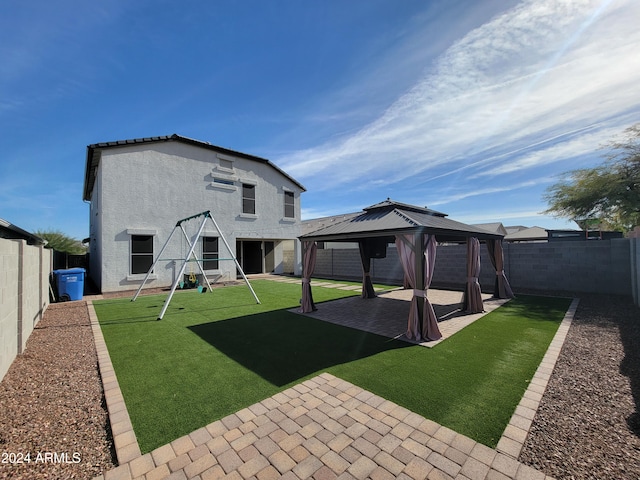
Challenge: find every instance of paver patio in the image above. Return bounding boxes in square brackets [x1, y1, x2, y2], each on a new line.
[292, 287, 509, 347]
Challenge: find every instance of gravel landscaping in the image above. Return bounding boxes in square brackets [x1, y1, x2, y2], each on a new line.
[0, 293, 638, 479]
[519, 294, 640, 479]
[0, 302, 115, 480]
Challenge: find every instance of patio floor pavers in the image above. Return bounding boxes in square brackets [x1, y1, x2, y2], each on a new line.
[292, 288, 509, 348]
[90, 277, 574, 480]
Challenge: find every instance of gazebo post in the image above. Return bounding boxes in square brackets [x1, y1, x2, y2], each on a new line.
[414, 232, 425, 321]
[300, 240, 317, 313]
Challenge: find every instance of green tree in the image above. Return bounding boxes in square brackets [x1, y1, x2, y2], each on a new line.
[35, 230, 86, 254]
[543, 123, 640, 233]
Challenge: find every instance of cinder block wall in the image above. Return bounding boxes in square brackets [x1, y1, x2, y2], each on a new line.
[0, 239, 20, 382]
[313, 245, 498, 292]
[503, 239, 630, 295]
[0, 239, 51, 382]
[429, 244, 496, 291]
[312, 239, 634, 297]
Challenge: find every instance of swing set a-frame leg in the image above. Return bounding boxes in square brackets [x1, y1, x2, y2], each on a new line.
[208, 214, 261, 305]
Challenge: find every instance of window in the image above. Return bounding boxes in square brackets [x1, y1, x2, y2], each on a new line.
[284, 191, 295, 218]
[131, 235, 153, 274]
[202, 237, 219, 270]
[213, 177, 234, 186]
[242, 184, 256, 214]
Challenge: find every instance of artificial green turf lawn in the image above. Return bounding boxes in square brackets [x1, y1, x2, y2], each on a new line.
[94, 280, 570, 453]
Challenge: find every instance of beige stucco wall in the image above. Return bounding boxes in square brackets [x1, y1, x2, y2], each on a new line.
[0, 239, 51, 382]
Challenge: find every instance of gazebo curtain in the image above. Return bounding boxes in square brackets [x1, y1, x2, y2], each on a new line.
[486, 239, 515, 299]
[462, 237, 484, 313]
[358, 240, 377, 299]
[300, 241, 317, 313]
[395, 233, 441, 342]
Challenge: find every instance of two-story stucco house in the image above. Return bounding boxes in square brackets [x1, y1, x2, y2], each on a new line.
[82, 134, 305, 293]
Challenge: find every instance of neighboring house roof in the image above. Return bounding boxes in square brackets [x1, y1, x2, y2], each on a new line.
[302, 212, 361, 236]
[300, 199, 503, 243]
[472, 222, 508, 236]
[82, 134, 306, 201]
[504, 225, 528, 236]
[504, 226, 548, 242]
[0, 218, 46, 245]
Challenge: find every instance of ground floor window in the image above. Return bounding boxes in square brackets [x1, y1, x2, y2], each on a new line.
[202, 236, 219, 270]
[131, 235, 153, 274]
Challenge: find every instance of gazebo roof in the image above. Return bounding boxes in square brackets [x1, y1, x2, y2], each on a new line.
[300, 199, 504, 243]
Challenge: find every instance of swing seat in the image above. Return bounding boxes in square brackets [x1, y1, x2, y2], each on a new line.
[182, 273, 199, 289]
[197, 285, 207, 293]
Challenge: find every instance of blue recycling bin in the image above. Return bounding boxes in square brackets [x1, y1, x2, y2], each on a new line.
[54, 268, 85, 301]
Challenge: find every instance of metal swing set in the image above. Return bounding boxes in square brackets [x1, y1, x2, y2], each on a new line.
[131, 210, 260, 320]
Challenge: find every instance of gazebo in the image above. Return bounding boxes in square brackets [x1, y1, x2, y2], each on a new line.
[299, 199, 514, 342]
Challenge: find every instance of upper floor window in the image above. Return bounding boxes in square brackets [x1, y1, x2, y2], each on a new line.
[213, 177, 234, 186]
[284, 191, 295, 218]
[131, 235, 153, 274]
[202, 237, 219, 271]
[242, 184, 256, 214]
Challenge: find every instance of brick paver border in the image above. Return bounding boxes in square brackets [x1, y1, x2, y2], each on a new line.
[87, 300, 142, 466]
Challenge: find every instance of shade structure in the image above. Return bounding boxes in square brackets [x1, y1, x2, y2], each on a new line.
[486, 239, 515, 299]
[299, 199, 514, 336]
[395, 233, 441, 342]
[462, 237, 484, 313]
[300, 241, 317, 313]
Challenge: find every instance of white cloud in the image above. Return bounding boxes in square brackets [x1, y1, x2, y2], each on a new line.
[469, 124, 621, 178]
[427, 178, 554, 207]
[279, 0, 640, 196]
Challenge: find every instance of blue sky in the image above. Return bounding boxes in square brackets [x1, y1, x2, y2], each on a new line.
[1, 0, 639, 240]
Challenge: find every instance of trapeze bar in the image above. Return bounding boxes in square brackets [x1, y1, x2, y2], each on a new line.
[175, 210, 211, 227]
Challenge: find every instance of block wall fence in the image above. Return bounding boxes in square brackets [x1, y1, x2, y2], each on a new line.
[310, 238, 639, 303]
[0, 239, 51, 382]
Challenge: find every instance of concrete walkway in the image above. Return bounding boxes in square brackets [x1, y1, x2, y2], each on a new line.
[92, 278, 576, 480]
